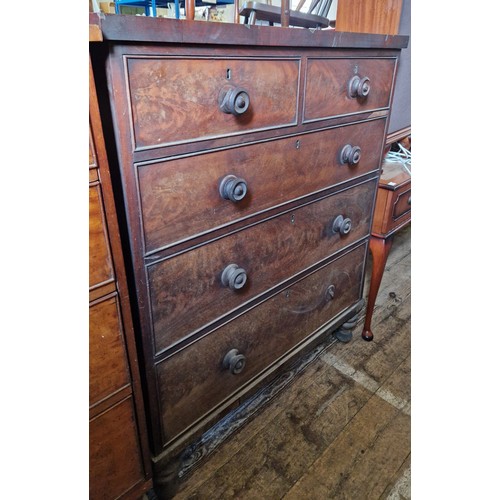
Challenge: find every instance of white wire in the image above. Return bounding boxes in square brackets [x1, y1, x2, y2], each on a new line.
[385, 142, 411, 175]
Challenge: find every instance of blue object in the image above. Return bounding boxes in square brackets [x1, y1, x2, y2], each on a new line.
[114, 0, 180, 18]
[114, 0, 233, 19]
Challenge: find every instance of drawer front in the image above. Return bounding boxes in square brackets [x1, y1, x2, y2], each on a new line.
[90, 398, 145, 500]
[89, 184, 114, 290]
[139, 119, 386, 253]
[304, 58, 396, 122]
[126, 56, 300, 150]
[89, 295, 131, 407]
[392, 187, 411, 220]
[157, 242, 366, 444]
[385, 186, 411, 234]
[149, 178, 376, 354]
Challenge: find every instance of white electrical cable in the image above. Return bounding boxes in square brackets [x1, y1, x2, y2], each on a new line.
[385, 142, 411, 175]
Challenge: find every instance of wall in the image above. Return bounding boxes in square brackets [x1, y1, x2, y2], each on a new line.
[387, 0, 411, 134]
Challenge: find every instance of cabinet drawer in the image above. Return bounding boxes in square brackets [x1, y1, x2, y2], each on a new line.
[126, 56, 300, 150]
[148, 178, 376, 354]
[89, 295, 131, 407]
[89, 184, 114, 290]
[385, 186, 411, 234]
[90, 397, 145, 500]
[157, 242, 366, 445]
[304, 58, 396, 122]
[139, 119, 386, 253]
[392, 187, 411, 220]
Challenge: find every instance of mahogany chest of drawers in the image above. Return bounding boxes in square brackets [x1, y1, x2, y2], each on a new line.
[90, 14, 408, 484]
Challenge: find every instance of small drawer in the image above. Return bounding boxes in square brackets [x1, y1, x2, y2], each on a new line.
[89, 295, 131, 407]
[90, 397, 145, 500]
[392, 187, 411, 220]
[126, 56, 300, 150]
[156, 242, 366, 445]
[89, 184, 114, 290]
[138, 118, 386, 254]
[304, 58, 396, 123]
[148, 178, 377, 354]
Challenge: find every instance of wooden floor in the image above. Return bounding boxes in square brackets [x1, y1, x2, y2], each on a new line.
[171, 225, 411, 500]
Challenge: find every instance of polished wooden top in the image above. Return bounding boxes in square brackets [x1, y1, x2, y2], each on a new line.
[379, 160, 411, 190]
[89, 12, 409, 49]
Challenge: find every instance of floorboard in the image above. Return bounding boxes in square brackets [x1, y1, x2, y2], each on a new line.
[171, 225, 411, 499]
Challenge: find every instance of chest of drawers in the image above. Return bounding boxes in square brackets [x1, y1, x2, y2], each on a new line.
[90, 14, 408, 479]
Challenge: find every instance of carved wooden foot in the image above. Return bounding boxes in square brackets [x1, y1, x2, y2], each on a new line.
[362, 235, 394, 341]
[334, 300, 364, 343]
[145, 487, 159, 500]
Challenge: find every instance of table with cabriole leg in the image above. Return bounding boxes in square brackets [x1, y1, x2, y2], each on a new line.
[362, 159, 411, 341]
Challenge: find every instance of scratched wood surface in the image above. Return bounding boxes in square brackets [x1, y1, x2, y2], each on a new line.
[168, 224, 411, 499]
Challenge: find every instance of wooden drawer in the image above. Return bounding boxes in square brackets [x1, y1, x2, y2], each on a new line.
[139, 118, 386, 254]
[89, 184, 114, 291]
[148, 178, 377, 354]
[392, 187, 411, 220]
[304, 58, 396, 123]
[372, 181, 411, 237]
[90, 397, 146, 500]
[126, 56, 300, 150]
[89, 294, 131, 407]
[156, 242, 366, 445]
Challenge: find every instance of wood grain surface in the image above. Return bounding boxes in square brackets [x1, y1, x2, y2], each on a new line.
[164, 225, 410, 499]
[148, 179, 376, 353]
[138, 119, 386, 253]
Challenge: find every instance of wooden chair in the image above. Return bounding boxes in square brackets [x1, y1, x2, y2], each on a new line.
[239, 0, 332, 28]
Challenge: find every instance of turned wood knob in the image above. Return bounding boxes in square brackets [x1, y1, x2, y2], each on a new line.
[326, 284, 336, 300]
[219, 175, 248, 202]
[219, 86, 250, 115]
[221, 264, 247, 290]
[223, 349, 246, 374]
[348, 75, 371, 98]
[340, 144, 362, 165]
[331, 215, 352, 236]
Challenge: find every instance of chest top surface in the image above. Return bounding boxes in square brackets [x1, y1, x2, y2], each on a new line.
[89, 12, 409, 50]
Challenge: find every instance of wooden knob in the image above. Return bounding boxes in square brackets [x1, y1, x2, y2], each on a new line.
[223, 349, 246, 374]
[219, 175, 248, 202]
[340, 144, 361, 165]
[219, 86, 250, 115]
[348, 75, 371, 98]
[221, 264, 247, 290]
[332, 215, 352, 235]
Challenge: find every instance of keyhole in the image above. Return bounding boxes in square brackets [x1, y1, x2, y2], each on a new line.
[295, 140, 301, 149]
[226, 68, 232, 80]
[291, 213, 295, 224]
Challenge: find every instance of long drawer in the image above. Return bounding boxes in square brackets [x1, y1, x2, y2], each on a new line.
[138, 118, 386, 254]
[89, 294, 131, 408]
[156, 242, 367, 445]
[89, 183, 114, 291]
[304, 57, 396, 123]
[148, 178, 377, 354]
[90, 397, 146, 500]
[126, 55, 300, 150]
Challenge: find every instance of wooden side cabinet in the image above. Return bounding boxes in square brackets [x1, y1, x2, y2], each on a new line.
[335, 0, 403, 35]
[89, 26, 154, 499]
[362, 159, 411, 340]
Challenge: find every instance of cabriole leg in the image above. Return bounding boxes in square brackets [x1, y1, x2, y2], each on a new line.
[362, 235, 394, 341]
